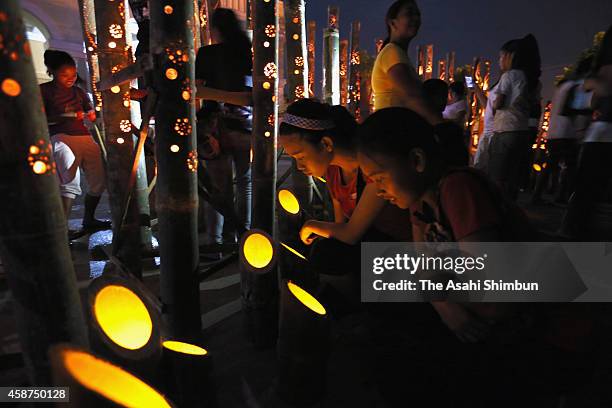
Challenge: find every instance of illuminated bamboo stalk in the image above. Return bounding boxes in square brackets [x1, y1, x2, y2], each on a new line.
[78, 0, 103, 114]
[94, 0, 143, 277]
[251, 0, 279, 234]
[347, 21, 361, 119]
[307, 20, 316, 98]
[0, 0, 88, 384]
[242, 0, 280, 348]
[447, 51, 455, 83]
[339, 39, 348, 106]
[437, 58, 446, 81]
[150, 0, 202, 339]
[284, 0, 308, 103]
[284, 0, 313, 206]
[199, 0, 212, 46]
[424, 44, 434, 80]
[416, 45, 424, 78]
[322, 6, 340, 105]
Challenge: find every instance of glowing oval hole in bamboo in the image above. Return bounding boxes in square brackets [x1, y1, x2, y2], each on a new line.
[287, 282, 326, 315]
[163, 341, 208, 356]
[108, 41, 117, 49]
[165, 68, 178, 80]
[29, 145, 40, 155]
[533, 164, 542, 172]
[93, 285, 153, 350]
[170, 144, 180, 153]
[263, 82, 271, 90]
[117, 138, 125, 144]
[164, 5, 173, 14]
[111, 86, 121, 94]
[1, 78, 21, 97]
[61, 349, 171, 407]
[278, 189, 300, 214]
[243, 233, 274, 269]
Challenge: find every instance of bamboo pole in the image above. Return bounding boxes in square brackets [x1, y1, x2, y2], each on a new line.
[322, 6, 340, 105]
[437, 58, 446, 81]
[447, 51, 455, 83]
[339, 39, 348, 106]
[150, 0, 202, 339]
[241, 0, 279, 348]
[347, 21, 361, 119]
[424, 44, 434, 80]
[0, 0, 88, 384]
[284, 0, 313, 206]
[307, 20, 316, 98]
[94, 0, 143, 277]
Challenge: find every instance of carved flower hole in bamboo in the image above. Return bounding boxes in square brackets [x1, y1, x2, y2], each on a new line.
[264, 25, 276, 38]
[174, 118, 191, 136]
[109, 24, 124, 39]
[119, 120, 131, 133]
[187, 150, 197, 172]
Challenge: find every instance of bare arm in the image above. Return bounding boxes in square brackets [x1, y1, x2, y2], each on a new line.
[387, 64, 444, 126]
[332, 198, 346, 224]
[299, 183, 386, 245]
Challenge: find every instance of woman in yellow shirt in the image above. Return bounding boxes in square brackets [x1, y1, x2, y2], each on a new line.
[372, 0, 442, 125]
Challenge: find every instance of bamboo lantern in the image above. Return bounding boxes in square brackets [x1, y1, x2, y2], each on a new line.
[276, 190, 315, 289]
[0, 0, 89, 384]
[347, 21, 361, 119]
[447, 51, 455, 83]
[94, 0, 144, 278]
[50, 344, 174, 408]
[87, 274, 162, 380]
[339, 39, 349, 106]
[307, 21, 316, 98]
[160, 340, 216, 407]
[322, 6, 340, 105]
[416, 45, 424, 78]
[284, 0, 314, 207]
[240, 229, 279, 347]
[437, 59, 446, 81]
[150, 0, 202, 339]
[424, 44, 434, 80]
[277, 281, 330, 406]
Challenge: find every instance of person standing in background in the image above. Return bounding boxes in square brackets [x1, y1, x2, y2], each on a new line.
[40, 50, 109, 237]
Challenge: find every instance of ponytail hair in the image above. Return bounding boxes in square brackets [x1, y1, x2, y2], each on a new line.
[501, 35, 541, 92]
[357, 108, 468, 166]
[279, 99, 357, 151]
[44, 49, 76, 75]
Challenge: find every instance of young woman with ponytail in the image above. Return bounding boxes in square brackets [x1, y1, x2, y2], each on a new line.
[371, 0, 443, 126]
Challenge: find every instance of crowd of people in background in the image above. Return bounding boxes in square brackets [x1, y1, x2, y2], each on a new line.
[36, 0, 612, 405]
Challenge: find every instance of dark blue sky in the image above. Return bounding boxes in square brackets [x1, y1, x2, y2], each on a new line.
[305, 0, 612, 100]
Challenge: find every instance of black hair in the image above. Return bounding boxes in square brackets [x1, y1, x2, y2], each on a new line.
[211, 8, 251, 55]
[593, 25, 612, 72]
[448, 81, 466, 99]
[501, 34, 541, 92]
[358, 107, 468, 166]
[279, 99, 357, 152]
[422, 79, 448, 113]
[43, 49, 76, 74]
[382, 0, 418, 47]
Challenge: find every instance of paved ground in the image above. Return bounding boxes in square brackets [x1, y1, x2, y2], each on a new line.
[0, 160, 609, 407]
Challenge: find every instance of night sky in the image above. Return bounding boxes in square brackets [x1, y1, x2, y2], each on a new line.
[305, 0, 612, 101]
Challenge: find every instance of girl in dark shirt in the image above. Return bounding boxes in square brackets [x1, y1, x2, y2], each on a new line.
[40, 50, 108, 233]
[195, 8, 252, 252]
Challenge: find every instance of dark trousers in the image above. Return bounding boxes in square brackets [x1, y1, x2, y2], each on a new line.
[562, 142, 612, 239]
[488, 130, 531, 200]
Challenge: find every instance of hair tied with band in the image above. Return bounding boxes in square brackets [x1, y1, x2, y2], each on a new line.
[281, 113, 336, 131]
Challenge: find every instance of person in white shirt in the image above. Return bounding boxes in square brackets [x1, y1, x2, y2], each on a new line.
[561, 25, 612, 239]
[488, 35, 541, 200]
[443, 81, 467, 129]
